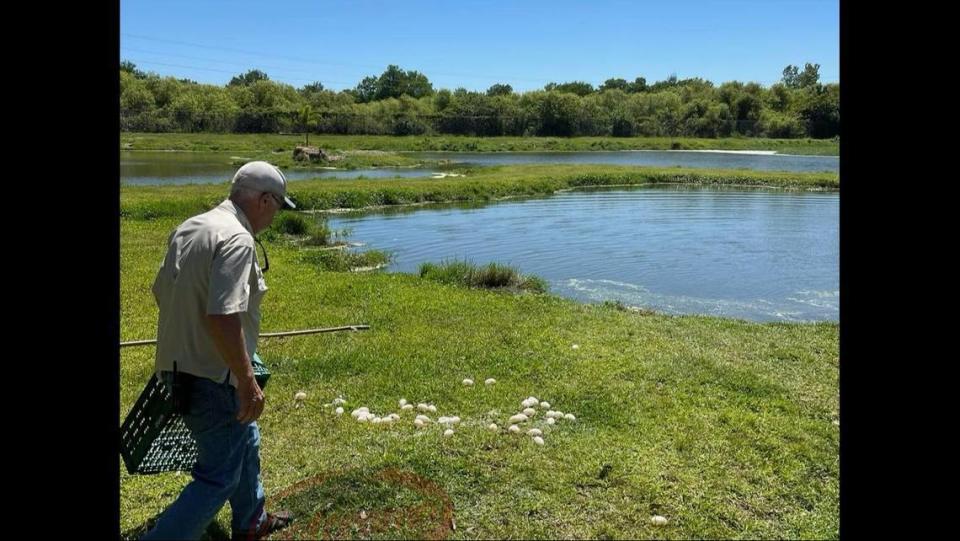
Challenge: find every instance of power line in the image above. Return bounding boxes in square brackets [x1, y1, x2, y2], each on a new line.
[121, 33, 837, 90]
[121, 33, 367, 70]
[122, 46, 353, 84]
[127, 60, 349, 87]
[128, 60, 236, 75]
[121, 32, 571, 86]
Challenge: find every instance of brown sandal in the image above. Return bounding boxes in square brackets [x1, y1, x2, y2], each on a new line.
[232, 510, 294, 540]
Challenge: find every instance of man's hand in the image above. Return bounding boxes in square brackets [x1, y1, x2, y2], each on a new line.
[235, 374, 265, 423]
[206, 313, 265, 423]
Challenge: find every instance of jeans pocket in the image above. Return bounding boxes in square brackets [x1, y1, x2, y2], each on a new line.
[183, 380, 233, 435]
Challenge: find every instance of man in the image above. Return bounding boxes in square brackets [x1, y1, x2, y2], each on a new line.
[142, 161, 296, 540]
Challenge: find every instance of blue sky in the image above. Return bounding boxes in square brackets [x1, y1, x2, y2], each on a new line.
[120, 0, 839, 92]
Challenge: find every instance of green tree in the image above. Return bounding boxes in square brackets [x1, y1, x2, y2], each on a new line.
[144, 76, 183, 109]
[600, 78, 629, 92]
[434, 88, 453, 111]
[648, 74, 679, 93]
[120, 60, 147, 78]
[718, 81, 762, 135]
[298, 105, 318, 145]
[228, 69, 270, 87]
[782, 65, 801, 88]
[766, 83, 793, 112]
[782, 63, 820, 89]
[549, 81, 594, 96]
[759, 110, 804, 138]
[796, 83, 839, 138]
[532, 91, 580, 136]
[299, 81, 325, 96]
[626, 76, 648, 93]
[353, 76, 379, 103]
[486, 83, 513, 96]
[797, 63, 821, 88]
[375, 65, 434, 100]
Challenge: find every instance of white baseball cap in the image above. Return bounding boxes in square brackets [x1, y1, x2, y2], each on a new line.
[231, 161, 296, 209]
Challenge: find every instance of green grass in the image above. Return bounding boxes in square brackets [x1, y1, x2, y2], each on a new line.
[261, 213, 389, 271]
[121, 164, 838, 220]
[228, 149, 434, 171]
[420, 260, 549, 293]
[121, 132, 840, 156]
[263, 212, 336, 247]
[270, 213, 312, 236]
[120, 177, 839, 539]
[299, 247, 392, 273]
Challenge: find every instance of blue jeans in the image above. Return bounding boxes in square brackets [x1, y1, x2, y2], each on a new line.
[142, 375, 267, 540]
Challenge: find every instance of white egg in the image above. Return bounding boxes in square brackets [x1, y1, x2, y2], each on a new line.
[532, 436, 545, 445]
[540, 401, 551, 409]
[528, 396, 539, 404]
[564, 413, 576, 421]
[462, 379, 474, 386]
[450, 416, 461, 425]
[485, 378, 496, 385]
[417, 403, 429, 412]
[335, 407, 344, 415]
[572, 344, 579, 349]
[545, 411, 559, 419]
[399, 398, 408, 407]
[527, 429, 542, 436]
[443, 429, 454, 437]
[438, 416, 451, 424]
[401, 404, 414, 411]
[546, 417, 556, 425]
[509, 414, 528, 424]
[651, 515, 668, 526]
[427, 405, 438, 413]
[488, 423, 499, 431]
[523, 408, 536, 416]
[554, 411, 564, 418]
[294, 391, 307, 401]
[414, 419, 426, 428]
[508, 425, 521, 433]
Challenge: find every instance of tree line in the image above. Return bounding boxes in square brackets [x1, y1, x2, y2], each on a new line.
[120, 62, 838, 138]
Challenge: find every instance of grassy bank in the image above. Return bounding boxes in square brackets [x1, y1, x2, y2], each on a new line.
[228, 149, 443, 171]
[121, 132, 839, 156]
[121, 164, 838, 220]
[120, 173, 839, 539]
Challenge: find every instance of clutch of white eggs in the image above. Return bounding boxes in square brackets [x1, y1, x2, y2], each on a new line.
[333, 381, 575, 445]
[501, 396, 576, 445]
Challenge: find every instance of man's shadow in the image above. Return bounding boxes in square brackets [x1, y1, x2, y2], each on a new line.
[121, 513, 230, 541]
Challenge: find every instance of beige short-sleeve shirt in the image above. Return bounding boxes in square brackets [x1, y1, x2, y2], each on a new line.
[152, 199, 267, 387]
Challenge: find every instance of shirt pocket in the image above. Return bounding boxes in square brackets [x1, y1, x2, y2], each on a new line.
[249, 263, 268, 309]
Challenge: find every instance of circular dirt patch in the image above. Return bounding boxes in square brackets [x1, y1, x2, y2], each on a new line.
[269, 467, 454, 540]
